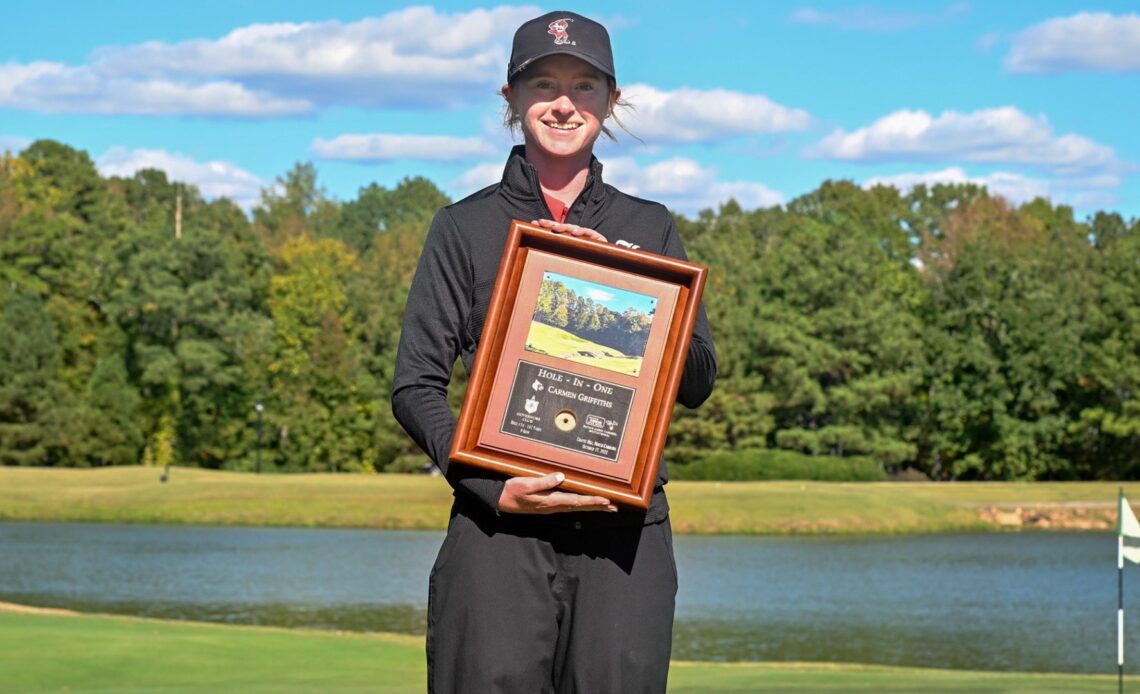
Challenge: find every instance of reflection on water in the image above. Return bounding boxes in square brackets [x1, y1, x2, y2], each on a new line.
[0, 523, 433, 631]
[0, 522, 1128, 674]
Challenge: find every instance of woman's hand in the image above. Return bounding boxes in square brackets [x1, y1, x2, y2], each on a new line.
[531, 218, 607, 243]
[497, 472, 618, 514]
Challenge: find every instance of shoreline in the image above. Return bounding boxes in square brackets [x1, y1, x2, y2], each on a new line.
[0, 600, 79, 617]
[0, 466, 1131, 535]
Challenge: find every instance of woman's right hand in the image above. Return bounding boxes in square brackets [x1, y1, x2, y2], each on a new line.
[530, 219, 608, 243]
[497, 472, 618, 514]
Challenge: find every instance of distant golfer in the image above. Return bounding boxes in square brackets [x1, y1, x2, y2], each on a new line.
[392, 10, 717, 693]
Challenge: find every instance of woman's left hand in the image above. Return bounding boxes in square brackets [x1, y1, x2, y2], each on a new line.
[531, 218, 607, 243]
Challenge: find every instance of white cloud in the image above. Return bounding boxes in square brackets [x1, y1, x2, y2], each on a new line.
[791, 3, 968, 31]
[607, 157, 709, 196]
[92, 7, 532, 83]
[1005, 12, 1140, 74]
[450, 162, 504, 194]
[864, 167, 1044, 202]
[97, 147, 266, 209]
[0, 6, 539, 116]
[587, 288, 614, 302]
[602, 157, 784, 214]
[619, 84, 810, 144]
[0, 62, 311, 116]
[806, 107, 1121, 174]
[312, 134, 497, 162]
[0, 135, 31, 154]
[451, 156, 783, 215]
[1068, 189, 1121, 210]
[863, 166, 1120, 209]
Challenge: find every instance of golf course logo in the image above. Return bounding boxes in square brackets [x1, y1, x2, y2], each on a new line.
[548, 18, 574, 45]
[524, 272, 656, 377]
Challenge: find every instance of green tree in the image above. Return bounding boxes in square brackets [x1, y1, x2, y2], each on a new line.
[671, 201, 777, 462]
[335, 177, 449, 255]
[915, 196, 1095, 479]
[3, 141, 123, 394]
[268, 234, 374, 471]
[0, 291, 75, 465]
[761, 219, 923, 464]
[1070, 213, 1140, 477]
[349, 180, 452, 471]
[76, 350, 144, 467]
[253, 162, 341, 246]
[108, 174, 270, 469]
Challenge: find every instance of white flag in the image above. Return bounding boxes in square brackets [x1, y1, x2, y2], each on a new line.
[1119, 493, 1140, 564]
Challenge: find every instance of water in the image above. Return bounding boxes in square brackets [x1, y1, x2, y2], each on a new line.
[0, 522, 1128, 674]
[675, 533, 1115, 673]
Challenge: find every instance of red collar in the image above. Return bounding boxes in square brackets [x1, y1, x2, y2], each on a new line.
[543, 193, 570, 223]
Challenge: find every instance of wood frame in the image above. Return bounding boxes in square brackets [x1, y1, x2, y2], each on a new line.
[450, 221, 708, 509]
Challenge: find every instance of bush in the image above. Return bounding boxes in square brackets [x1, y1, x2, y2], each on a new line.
[670, 448, 887, 482]
[383, 453, 436, 474]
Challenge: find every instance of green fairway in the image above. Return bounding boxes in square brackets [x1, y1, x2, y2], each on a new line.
[668, 661, 1121, 693]
[0, 610, 1121, 693]
[0, 466, 1131, 534]
[0, 609, 422, 693]
[526, 320, 643, 376]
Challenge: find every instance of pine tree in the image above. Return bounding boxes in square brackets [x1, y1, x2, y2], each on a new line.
[0, 291, 75, 465]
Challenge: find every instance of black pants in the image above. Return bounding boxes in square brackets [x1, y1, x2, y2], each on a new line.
[426, 504, 678, 694]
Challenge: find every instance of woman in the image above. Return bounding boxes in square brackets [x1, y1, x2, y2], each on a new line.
[392, 11, 717, 693]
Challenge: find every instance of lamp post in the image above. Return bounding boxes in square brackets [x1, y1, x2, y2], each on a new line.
[255, 401, 264, 474]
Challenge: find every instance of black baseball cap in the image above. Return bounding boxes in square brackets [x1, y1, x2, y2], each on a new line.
[507, 11, 616, 84]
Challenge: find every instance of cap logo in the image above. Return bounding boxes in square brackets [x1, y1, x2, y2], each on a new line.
[547, 18, 575, 46]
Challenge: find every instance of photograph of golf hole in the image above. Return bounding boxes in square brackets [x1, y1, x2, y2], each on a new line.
[525, 271, 656, 377]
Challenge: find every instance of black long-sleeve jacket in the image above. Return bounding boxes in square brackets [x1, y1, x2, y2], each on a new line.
[391, 146, 717, 526]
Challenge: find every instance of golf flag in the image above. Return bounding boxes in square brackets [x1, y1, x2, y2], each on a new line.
[1122, 493, 1140, 564]
[1121, 491, 1140, 693]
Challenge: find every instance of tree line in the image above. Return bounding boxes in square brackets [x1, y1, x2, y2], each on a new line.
[532, 277, 652, 357]
[1, 139, 1138, 480]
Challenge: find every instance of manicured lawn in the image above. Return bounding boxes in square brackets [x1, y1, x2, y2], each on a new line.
[525, 320, 643, 376]
[0, 611, 1122, 693]
[0, 610, 421, 693]
[0, 466, 1132, 535]
[668, 661, 1121, 693]
[0, 466, 451, 530]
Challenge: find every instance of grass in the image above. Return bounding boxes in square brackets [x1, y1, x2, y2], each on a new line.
[0, 466, 449, 530]
[0, 466, 1134, 534]
[525, 320, 643, 376]
[0, 610, 422, 693]
[0, 610, 1124, 693]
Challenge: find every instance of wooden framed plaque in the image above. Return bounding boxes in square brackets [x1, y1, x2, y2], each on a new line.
[450, 220, 708, 509]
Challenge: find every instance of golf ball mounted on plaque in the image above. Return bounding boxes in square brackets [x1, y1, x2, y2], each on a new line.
[450, 221, 708, 509]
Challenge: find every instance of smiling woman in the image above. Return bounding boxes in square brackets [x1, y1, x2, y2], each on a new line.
[389, 9, 718, 694]
[503, 54, 614, 171]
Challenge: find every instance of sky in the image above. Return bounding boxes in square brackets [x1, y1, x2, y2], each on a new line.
[2, 1, 1137, 219]
[544, 272, 657, 316]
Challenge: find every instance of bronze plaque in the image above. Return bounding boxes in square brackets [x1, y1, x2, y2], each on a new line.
[450, 221, 707, 509]
[497, 360, 634, 463]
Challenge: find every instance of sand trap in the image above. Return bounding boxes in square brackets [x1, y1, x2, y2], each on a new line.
[0, 601, 78, 616]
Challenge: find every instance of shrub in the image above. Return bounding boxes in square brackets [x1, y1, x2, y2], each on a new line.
[383, 453, 436, 474]
[670, 448, 887, 482]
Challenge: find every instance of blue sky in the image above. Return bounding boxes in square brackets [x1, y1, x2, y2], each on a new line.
[2, 1, 1137, 219]
[544, 272, 657, 316]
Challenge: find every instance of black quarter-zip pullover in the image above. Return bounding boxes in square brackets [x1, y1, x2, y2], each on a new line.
[392, 145, 717, 526]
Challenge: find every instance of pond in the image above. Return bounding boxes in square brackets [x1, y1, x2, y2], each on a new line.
[0, 522, 1129, 674]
